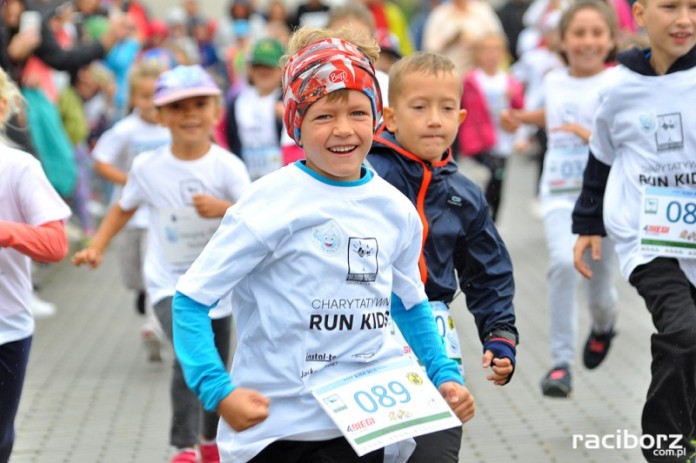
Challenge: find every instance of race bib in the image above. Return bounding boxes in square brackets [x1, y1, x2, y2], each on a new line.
[242, 146, 282, 180]
[639, 186, 696, 258]
[390, 302, 463, 377]
[312, 356, 461, 456]
[543, 147, 587, 196]
[158, 207, 221, 264]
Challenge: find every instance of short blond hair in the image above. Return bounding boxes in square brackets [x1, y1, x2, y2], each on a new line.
[388, 52, 461, 105]
[0, 67, 22, 126]
[283, 26, 380, 66]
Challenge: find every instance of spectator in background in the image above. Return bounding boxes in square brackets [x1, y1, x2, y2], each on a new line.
[496, 0, 531, 62]
[359, 0, 413, 56]
[422, 0, 503, 77]
[291, 0, 330, 28]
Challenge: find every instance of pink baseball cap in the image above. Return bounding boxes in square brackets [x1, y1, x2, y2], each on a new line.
[153, 65, 221, 107]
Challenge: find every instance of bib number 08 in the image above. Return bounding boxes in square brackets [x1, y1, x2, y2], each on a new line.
[666, 201, 696, 224]
[353, 381, 412, 413]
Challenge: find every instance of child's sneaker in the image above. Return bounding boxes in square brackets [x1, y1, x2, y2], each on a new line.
[171, 449, 197, 463]
[541, 365, 572, 398]
[199, 442, 220, 463]
[141, 328, 163, 362]
[582, 329, 615, 369]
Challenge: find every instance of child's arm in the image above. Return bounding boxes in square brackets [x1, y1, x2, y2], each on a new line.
[191, 194, 233, 219]
[551, 123, 591, 144]
[572, 153, 612, 279]
[172, 291, 270, 431]
[500, 108, 545, 133]
[0, 220, 68, 263]
[391, 295, 475, 423]
[454, 190, 518, 385]
[93, 160, 128, 186]
[71, 203, 135, 268]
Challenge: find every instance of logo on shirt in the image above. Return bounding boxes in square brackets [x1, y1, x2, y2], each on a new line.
[639, 111, 657, 135]
[180, 179, 205, 204]
[312, 220, 343, 255]
[655, 113, 684, 152]
[346, 237, 378, 283]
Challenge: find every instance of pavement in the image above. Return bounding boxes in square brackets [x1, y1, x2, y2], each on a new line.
[11, 154, 655, 463]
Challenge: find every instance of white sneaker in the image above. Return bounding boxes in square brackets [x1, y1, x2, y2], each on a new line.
[141, 328, 163, 362]
[30, 292, 56, 319]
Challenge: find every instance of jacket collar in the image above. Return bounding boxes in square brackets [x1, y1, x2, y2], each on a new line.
[618, 44, 696, 76]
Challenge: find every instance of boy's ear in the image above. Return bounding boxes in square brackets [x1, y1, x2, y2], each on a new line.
[632, 0, 646, 28]
[383, 106, 397, 133]
[459, 109, 467, 125]
[213, 102, 223, 124]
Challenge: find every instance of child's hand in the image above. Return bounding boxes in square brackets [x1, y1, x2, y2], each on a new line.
[438, 382, 475, 423]
[192, 194, 231, 218]
[574, 235, 603, 279]
[217, 387, 271, 432]
[71, 247, 103, 268]
[500, 109, 521, 133]
[482, 351, 514, 385]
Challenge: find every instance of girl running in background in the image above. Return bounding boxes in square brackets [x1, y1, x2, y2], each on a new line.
[504, 0, 620, 397]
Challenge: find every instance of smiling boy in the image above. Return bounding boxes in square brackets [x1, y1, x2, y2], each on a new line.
[572, 0, 696, 460]
[171, 28, 475, 463]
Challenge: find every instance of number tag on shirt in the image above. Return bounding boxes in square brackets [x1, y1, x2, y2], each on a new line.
[158, 207, 221, 264]
[242, 146, 282, 180]
[544, 147, 587, 196]
[312, 356, 460, 457]
[639, 186, 696, 258]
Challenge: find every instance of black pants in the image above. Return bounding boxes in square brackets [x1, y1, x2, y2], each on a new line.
[629, 258, 696, 462]
[249, 437, 384, 463]
[472, 152, 507, 223]
[408, 426, 462, 463]
[0, 336, 32, 463]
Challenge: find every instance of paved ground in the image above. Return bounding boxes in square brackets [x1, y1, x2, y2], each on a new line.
[11, 154, 655, 463]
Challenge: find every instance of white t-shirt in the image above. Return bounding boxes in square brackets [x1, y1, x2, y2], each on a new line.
[591, 64, 696, 284]
[0, 146, 71, 345]
[119, 144, 251, 312]
[92, 112, 171, 229]
[540, 67, 613, 214]
[474, 68, 518, 157]
[234, 86, 282, 180]
[176, 163, 428, 462]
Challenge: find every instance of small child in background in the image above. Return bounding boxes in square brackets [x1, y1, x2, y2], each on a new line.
[91, 60, 172, 361]
[0, 67, 71, 463]
[369, 51, 517, 463]
[74, 64, 251, 463]
[375, 30, 403, 75]
[459, 32, 525, 222]
[225, 37, 284, 180]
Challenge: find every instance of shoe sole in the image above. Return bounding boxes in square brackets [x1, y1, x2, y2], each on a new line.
[541, 384, 571, 398]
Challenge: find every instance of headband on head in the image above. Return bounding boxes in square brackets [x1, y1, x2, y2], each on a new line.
[282, 37, 382, 145]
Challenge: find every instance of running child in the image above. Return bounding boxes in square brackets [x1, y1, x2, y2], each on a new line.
[0, 67, 71, 463]
[92, 60, 171, 360]
[572, 0, 696, 458]
[73, 64, 252, 463]
[368, 51, 518, 463]
[171, 27, 475, 463]
[505, 0, 620, 398]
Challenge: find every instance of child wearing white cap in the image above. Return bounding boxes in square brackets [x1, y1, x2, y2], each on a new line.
[73, 64, 252, 463]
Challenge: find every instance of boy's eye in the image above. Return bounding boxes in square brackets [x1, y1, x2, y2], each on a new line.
[412, 105, 425, 110]
[351, 110, 368, 117]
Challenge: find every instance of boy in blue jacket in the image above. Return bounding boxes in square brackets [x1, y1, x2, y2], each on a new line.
[368, 51, 518, 463]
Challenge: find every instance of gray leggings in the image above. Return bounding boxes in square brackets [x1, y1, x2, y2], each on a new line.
[154, 296, 232, 448]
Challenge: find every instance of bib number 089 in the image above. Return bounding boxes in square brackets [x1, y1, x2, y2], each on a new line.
[353, 381, 412, 413]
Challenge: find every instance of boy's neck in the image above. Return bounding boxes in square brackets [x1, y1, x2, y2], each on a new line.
[171, 140, 212, 160]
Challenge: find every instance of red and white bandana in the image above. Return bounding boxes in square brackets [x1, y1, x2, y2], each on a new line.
[282, 37, 382, 145]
